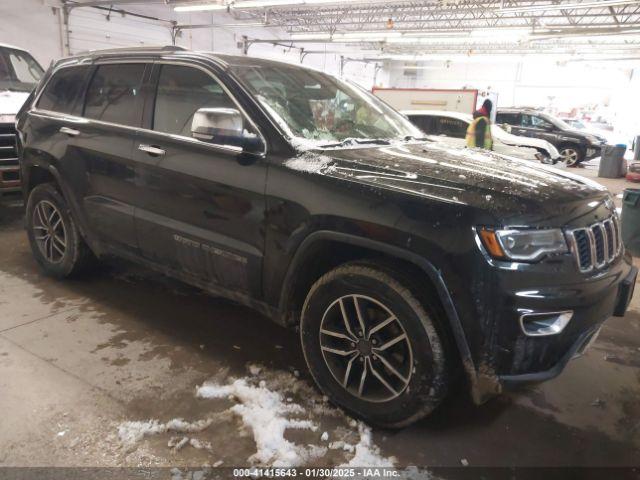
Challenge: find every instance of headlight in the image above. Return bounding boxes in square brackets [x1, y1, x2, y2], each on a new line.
[478, 228, 568, 262]
[585, 135, 603, 145]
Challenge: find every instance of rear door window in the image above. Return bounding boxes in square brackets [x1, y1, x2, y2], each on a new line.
[153, 64, 235, 138]
[407, 115, 435, 134]
[496, 112, 519, 125]
[84, 64, 145, 127]
[436, 116, 467, 138]
[37, 66, 90, 115]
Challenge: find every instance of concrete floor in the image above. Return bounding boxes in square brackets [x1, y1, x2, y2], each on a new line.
[1, 166, 639, 472]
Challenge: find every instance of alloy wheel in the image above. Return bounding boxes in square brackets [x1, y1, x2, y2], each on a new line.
[319, 294, 413, 403]
[560, 148, 580, 166]
[32, 200, 67, 264]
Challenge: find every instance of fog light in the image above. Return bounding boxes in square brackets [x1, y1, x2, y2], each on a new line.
[519, 311, 573, 337]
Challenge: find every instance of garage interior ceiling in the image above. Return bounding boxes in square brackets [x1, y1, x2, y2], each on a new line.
[63, 0, 640, 57]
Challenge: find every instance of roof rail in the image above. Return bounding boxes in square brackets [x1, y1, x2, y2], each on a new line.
[78, 45, 188, 56]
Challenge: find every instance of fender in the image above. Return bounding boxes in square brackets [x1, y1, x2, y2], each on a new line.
[278, 230, 486, 401]
[24, 162, 103, 256]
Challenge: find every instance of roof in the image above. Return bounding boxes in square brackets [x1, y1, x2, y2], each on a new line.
[56, 46, 310, 72]
[496, 107, 543, 113]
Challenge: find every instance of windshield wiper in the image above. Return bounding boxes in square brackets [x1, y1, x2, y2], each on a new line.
[319, 138, 392, 149]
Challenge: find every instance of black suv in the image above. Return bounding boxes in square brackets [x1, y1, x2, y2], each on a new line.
[496, 107, 608, 166]
[16, 47, 637, 427]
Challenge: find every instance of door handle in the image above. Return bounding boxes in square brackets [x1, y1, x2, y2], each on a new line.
[138, 144, 166, 157]
[59, 127, 80, 137]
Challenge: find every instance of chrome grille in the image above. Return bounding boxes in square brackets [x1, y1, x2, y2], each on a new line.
[0, 123, 18, 167]
[568, 216, 622, 273]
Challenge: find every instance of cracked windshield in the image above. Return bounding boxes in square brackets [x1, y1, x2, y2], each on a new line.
[232, 63, 421, 146]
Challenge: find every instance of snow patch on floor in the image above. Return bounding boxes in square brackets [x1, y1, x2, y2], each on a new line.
[118, 364, 396, 468]
[118, 418, 213, 446]
[339, 422, 395, 468]
[196, 377, 324, 467]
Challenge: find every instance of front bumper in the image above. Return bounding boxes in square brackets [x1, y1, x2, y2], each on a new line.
[497, 261, 637, 388]
[585, 144, 604, 160]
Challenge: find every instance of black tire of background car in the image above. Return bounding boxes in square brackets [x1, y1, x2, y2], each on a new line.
[26, 183, 96, 278]
[300, 261, 450, 428]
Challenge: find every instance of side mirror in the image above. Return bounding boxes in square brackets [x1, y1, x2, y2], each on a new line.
[191, 107, 262, 153]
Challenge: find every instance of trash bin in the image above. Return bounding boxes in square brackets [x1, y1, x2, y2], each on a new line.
[599, 144, 627, 178]
[622, 188, 640, 256]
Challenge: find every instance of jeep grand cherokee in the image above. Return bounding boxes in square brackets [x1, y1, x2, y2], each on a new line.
[496, 107, 608, 166]
[16, 46, 637, 427]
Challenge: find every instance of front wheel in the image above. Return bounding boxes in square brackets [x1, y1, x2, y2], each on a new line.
[300, 262, 450, 428]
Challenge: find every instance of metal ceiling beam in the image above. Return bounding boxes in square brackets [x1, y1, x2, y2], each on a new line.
[258, 1, 640, 33]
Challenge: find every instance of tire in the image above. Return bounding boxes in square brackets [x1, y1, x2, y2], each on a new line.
[26, 183, 95, 278]
[300, 261, 450, 428]
[559, 145, 585, 167]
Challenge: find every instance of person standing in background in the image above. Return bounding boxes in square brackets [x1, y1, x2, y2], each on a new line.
[466, 99, 494, 150]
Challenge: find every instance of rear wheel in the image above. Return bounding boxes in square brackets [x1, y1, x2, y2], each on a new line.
[26, 183, 95, 278]
[300, 262, 450, 428]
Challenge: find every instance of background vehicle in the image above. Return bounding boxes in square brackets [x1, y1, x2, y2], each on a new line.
[496, 107, 608, 166]
[17, 48, 636, 428]
[0, 43, 43, 198]
[403, 109, 561, 163]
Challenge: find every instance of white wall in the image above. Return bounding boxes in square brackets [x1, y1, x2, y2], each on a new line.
[380, 57, 637, 110]
[0, 0, 64, 67]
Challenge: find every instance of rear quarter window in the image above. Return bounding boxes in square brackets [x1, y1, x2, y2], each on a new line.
[37, 66, 90, 115]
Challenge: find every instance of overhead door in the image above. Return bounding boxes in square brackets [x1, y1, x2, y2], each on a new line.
[67, 8, 172, 54]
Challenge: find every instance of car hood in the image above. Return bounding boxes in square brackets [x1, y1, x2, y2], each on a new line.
[562, 127, 606, 141]
[0, 90, 30, 116]
[287, 142, 608, 225]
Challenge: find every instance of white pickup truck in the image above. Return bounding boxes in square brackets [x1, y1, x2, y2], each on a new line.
[0, 43, 44, 197]
[403, 109, 561, 164]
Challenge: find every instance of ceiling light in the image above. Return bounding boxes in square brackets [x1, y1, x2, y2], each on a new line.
[290, 32, 332, 40]
[499, 0, 640, 14]
[470, 27, 532, 38]
[336, 31, 402, 39]
[174, 3, 228, 11]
